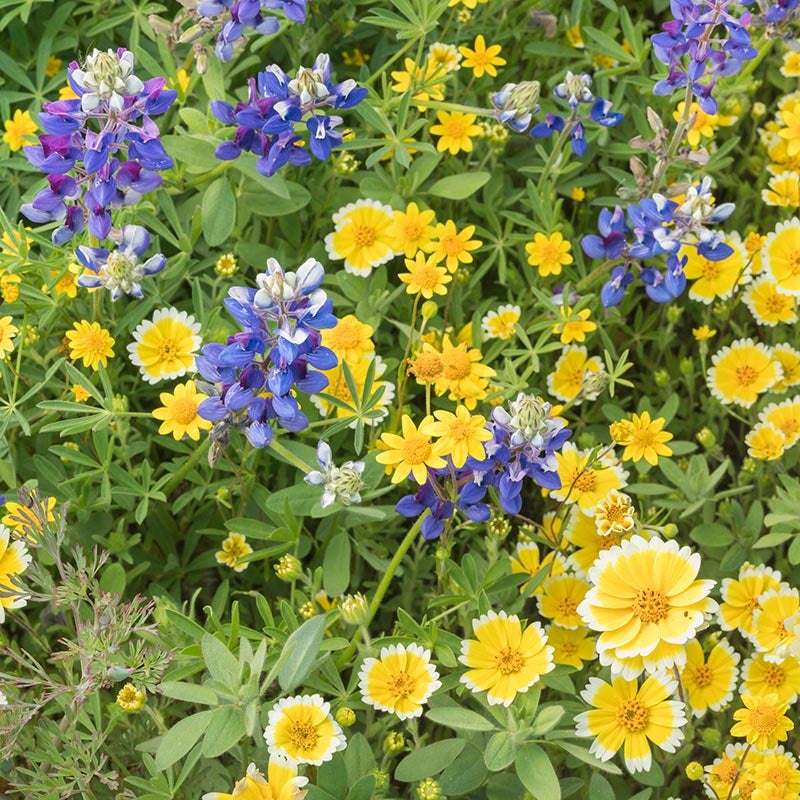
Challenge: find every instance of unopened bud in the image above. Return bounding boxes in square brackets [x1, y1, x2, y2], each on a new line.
[696, 427, 716, 449]
[148, 15, 175, 36]
[421, 300, 438, 320]
[686, 762, 704, 781]
[679, 357, 694, 377]
[335, 707, 356, 727]
[487, 515, 511, 539]
[666, 305, 683, 324]
[194, 46, 209, 75]
[384, 731, 406, 754]
[179, 23, 205, 43]
[340, 592, 368, 625]
[274, 554, 302, 581]
[416, 778, 441, 800]
[654, 369, 670, 386]
[662, 523, 678, 539]
[372, 769, 390, 793]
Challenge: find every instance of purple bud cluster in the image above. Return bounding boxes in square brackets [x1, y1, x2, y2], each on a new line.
[530, 72, 623, 157]
[197, 0, 306, 63]
[395, 395, 571, 540]
[651, 0, 757, 113]
[760, 0, 800, 22]
[21, 48, 175, 246]
[196, 257, 338, 449]
[211, 53, 366, 178]
[582, 177, 736, 306]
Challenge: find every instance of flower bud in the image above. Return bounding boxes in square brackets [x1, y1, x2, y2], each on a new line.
[384, 731, 406, 754]
[666, 305, 683, 324]
[335, 707, 356, 727]
[686, 762, 704, 781]
[194, 46, 209, 76]
[421, 300, 438, 320]
[372, 769, 390, 793]
[486, 514, 511, 540]
[340, 592, 369, 625]
[416, 778, 442, 800]
[752, 102, 766, 118]
[274, 554, 302, 581]
[696, 427, 717, 449]
[662, 523, 678, 539]
[116, 683, 146, 712]
[299, 601, 316, 619]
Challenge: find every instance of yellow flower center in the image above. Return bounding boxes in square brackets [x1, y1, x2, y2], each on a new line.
[353, 224, 376, 247]
[387, 671, 415, 698]
[446, 418, 474, 441]
[762, 663, 786, 688]
[414, 265, 442, 290]
[494, 646, 523, 675]
[445, 119, 466, 137]
[601, 503, 627, 524]
[765, 293, 791, 313]
[748, 704, 779, 735]
[556, 597, 577, 617]
[690, 664, 713, 688]
[171, 396, 198, 425]
[440, 234, 464, 256]
[632, 588, 670, 623]
[716, 760, 739, 784]
[599, 532, 622, 550]
[572, 469, 596, 492]
[287, 720, 320, 751]
[615, 698, 649, 732]
[329, 320, 362, 351]
[410, 352, 443, 381]
[400, 433, 433, 465]
[764, 766, 789, 785]
[158, 339, 179, 360]
[735, 365, 758, 386]
[443, 348, 472, 380]
[559, 640, 578, 657]
[403, 221, 423, 241]
[786, 249, 800, 276]
[700, 259, 721, 279]
[76, 330, 106, 357]
[632, 430, 656, 447]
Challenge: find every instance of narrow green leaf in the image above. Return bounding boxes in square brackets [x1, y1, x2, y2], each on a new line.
[427, 171, 490, 200]
[395, 740, 467, 782]
[277, 614, 327, 691]
[202, 178, 236, 247]
[154, 711, 213, 770]
[425, 707, 495, 731]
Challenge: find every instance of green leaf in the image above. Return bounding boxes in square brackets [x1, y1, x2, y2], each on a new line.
[395, 740, 467, 782]
[439, 743, 489, 795]
[484, 732, 516, 772]
[516, 743, 560, 800]
[154, 711, 213, 770]
[425, 707, 495, 731]
[224, 517, 276, 540]
[590, 773, 615, 800]
[345, 776, 376, 800]
[201, 634, 240, 685]
[202, 705, 246, 757]
[554, 742, 622, 775]
[690, 523, 734, 547]
[427, 171, 490, 200]
[159, 681, 219, 706]
[202, 178, 236, 247]
[323, 531, 351, 597]
[277, 614, 327, 691]
[99, 562, 126, 595]
[530, 705, 565, 735]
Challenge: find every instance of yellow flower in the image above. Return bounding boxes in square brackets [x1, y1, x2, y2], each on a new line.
[771, 343, 800, 392]
[432, 335, 495, 409]
[759, 398, 800, 446]
[59, 83, 79, 101]
[447, 0, 487, 7]
[762, 171, 800, 207]
[322, 315, 374, 363]
[425, 405, 492, 468]
[459, 610, 554, 707]
[171, 68, 190, 94]
[751, 749, 800, 798]
[614, 411, 673, 466]
[566, 508, 636, 576]
[2, 496, 56, 541]
[781, 50, 800, 77]
[342, 48, 370, 67]
[577, 535, 718, 667]
[376, 414, 446, 484]
[481, 304, 520, 340]
[705, 744, 752, 800]
[215, 533, 253, 573]
[116, 683, 146, 712]
[2, 109, 38, 152]
[71, 384, 91, 403]
[551, 444, 627, 514]
[264, 694, 346, 765]
[152, 380, 212, 441]
[731, 693, 793, 751]
[427, 42, 461, 74]
[750, 587, 799, 660]
[741, 652, 800, 706]
[719, 563, 783, 636]
[430, 110, 482, 155]
[0, 274, 21, 303]
[311, 356, 394, 427]
[682, 237, 748, 303]
[777, 108, 800, 157]
[575, 674, 686, 773]
[745, 422, 786, 460]
[547, 345, 605, 403]
[398, 252, 451, 298]
[407, 345, 444, 385]
[44, 267, 79, 299]
[324, 199, 398, 277]
[127, 307, 202, 384]
[65, 320, 115, 371]
[763, 216, 800, 295]
[45, 55, 62, 77]
[390, 58, 445, 103]
[510, 541, 567, 595]
[0, 524, 32, 622]
[680, 639, 740, 717]
[571, 187, 586, 202]
[215, 253, 238, 277]
[692, 325, 717, 340]
[525, 232, 573, 277]
[388, 202, 436, 257]
[594, 489, 636, 537]
[358, 643, 441, 719]
[565, 24, 585, 48]
[552, 306, 596, 344]
[707, 338, 782, 407]
[546, 624, 595, 668]
[427, 220, 482, 273]
[537, 574, 590, 629]
[0, 316, 18, 355]
[674, 101, 719, 148]
[202, 757, 309, 800]
[458, 35, 506, 78]
[743, 276, 798, 325]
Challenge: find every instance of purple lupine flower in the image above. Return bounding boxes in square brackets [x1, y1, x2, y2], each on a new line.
[601, 266, 634, 308]
[75, 224, 165, 301]
[21, 48, 175, 247]
[304, 441, 366, 508]
[212, 54, 366, 177]
[197, 257, 338, 450]
[491, 81, 541, 132]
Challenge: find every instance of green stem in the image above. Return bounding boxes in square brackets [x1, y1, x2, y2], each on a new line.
[269, 437, 312, 474]
[336, 510, 429, 668]
[181, 161, 230, 189]
[536, 118, 575, 196]
[159, 439, 210, 496]
[406, 99, 495, 117]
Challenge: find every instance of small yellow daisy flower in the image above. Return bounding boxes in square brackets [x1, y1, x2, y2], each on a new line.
[546, 624, 596, 668]
[525, 232, 573, 277]
[552, 306, 596, 344]
[707, 338, 782, 407]
[71, 384, 91, 403]
[0, 316, 18, 355]
[388, 202, 436, 257]
[430, 110, 483, 155]
[674, 101, 719, 148]
[718, 563, 782, 635]
[682, 237, 748, 303]
[358, 643, 441, 719]
[741, 652, 800, 706]
[763, 216, 800, 295]
[2, 109, 38, 152]
[458, 35, 506, 78]
[547, 345, 605, 403]
[425, 405, 492, 468]
[575, 673, 686, 773]
[215, 533, 253, 572]
[750, 587, 799, 660]
[777, 108, 800, 157]
[459, 610, 554, 707]
[781, 51, 800, 77]
[45, 55, 62, 77]
[510, 541, 567, 595]
[264, 694, 346, 765]
[745, 422, 787, 460]
[0, 524, 32, 623]
[65, 320, 115, 371]
[762, 171, 800, 207]
[116, 683, 146, 712]
[322, 315, 374, 363]
[565, 509, 635, 576]
[743, 275, 798, 326]
[399, 251, 452, 298]
[759, 398, 800, 446]
[407, 345, 444, 386]
[202, 757, 308, 800]
[376, 414, 446, 484]
[427, 220, 482, 273]
[593, 489, 636, 537]
[731, 693, 793, 751]
[680, 639, 740, 718]
[481, 304, 521, 340]
[571, 187, 586, 202]
[152, 380, 212, 441]
[325, 199, 398, 277]
[692, 325, 717, 340]
[127, 307, 202, 384]
[614, 411, 673, 466]
[432, 335, 495, 409]
[390, 58, 445, 103]
[551, 444, 628, 514]
[537, 574, 591, 629]
[427, 42, 461, 74]
[771, 343, 800, 392]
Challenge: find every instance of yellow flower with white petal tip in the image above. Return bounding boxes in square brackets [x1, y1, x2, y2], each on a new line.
[680, 639, 740, 718]
[264, 695, 346, 766]
[202, 756, 309, 800]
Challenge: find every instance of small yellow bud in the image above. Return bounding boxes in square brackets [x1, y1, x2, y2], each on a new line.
[340, 592, 369, 625]
[384, 731, 406, 754]
[416, 778, 441, 800]
[335, 707, 356, 727]
[686, 762, 704, 781]
[421, 300, 438, 320]
[116, 683, 146, 712]
[274, 554, 302, 581]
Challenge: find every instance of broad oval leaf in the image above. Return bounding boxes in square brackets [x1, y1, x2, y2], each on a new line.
[154, 710, 213, 770]
[395, 739, 467, 782]
[425, 706, 495, 731]
[278, 614, 328, 691]
[427, 171, 490, 200]
[516, 743, 560, 800]
[202, 177, 236, 246]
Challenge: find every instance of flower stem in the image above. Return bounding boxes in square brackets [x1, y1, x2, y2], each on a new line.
[159, 439, 210, 496]
[336, 510, 429, 668]
[269, 437, 312, 474]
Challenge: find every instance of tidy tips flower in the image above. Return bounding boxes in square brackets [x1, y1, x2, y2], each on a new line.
[202, 756, 309, 800]
[264, 695, 346, 765]
[0, 524, 32, 623]
[127, 307, 202, 384]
